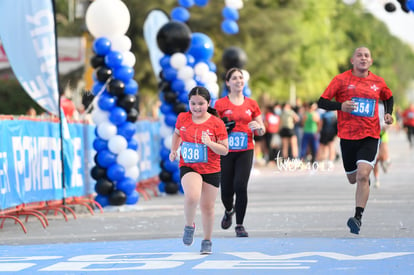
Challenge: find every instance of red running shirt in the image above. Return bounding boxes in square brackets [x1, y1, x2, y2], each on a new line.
[214, 96, 262, 151]
[175, 112, 228, 174]
[321, 70, 393, 140]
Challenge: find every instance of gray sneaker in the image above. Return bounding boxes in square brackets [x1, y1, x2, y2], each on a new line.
[200, 239, 212, 254]
[183, 224, 195, 246]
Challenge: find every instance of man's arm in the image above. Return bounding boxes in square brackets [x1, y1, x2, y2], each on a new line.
[383, 96, 394, 115]
[317, 97, 342, 111]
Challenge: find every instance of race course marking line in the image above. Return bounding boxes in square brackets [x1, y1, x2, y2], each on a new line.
[1, 238, 413, 274]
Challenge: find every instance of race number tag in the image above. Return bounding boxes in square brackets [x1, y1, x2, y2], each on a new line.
[351, 97, 376, 117]
[181, 142, 208, 163]
[228, 132, 248, 150]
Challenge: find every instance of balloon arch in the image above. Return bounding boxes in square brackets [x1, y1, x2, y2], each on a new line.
[85, 0, 249, 206]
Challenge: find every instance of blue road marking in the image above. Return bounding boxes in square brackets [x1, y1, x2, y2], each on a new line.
[1, 238, 413, 274]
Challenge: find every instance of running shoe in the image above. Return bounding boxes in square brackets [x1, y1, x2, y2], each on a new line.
[183, 224, 195, 246]
[347, 217, 361, 234]
[221, 209, 234, 229]
[200, 239, 212, 254]
[235, 225, 249, 237]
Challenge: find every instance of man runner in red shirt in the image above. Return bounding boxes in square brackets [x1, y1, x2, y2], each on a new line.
[318, 46, 394, 234]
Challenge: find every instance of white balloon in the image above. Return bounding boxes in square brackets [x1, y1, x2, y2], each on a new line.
[177, 66, 194, 80]
[108, 135, 128, 154]
[206, 82, 219, 98]
[342, 0, 357, 5]
[184, 79, 197, 92]
[125, 166, 140, 181]
[159, 123, 174, 138]
[109, 35, 132, 52]
[225, 0, 244, 10]
[242, 69, 250, 82]
[163, 134, 173, 149]
[117, 148, 139, 168]
[122, 51, 136, 67]
[97, 121, 117, 140]
[170, 53, 187, 69]
[194, 62, 209, 76]
[85, 0, 131, 38]
[91, 107, 109, 125]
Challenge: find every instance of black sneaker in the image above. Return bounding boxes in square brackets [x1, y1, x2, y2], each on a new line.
[347, 217, 361, 234]
[221, 209, 234, 229]
[235, 225, 249, 237]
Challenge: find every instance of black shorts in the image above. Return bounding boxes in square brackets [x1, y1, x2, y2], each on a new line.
[279, 127, 295, 138]
[340, 137, 380, 173]
[180, 166, 220, 188]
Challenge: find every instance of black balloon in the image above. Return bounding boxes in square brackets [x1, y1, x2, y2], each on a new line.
[96, 66, 113, 82]
[222, 46, 248, 70]
[91, 165, 107, 180]
[165, 181, 179, 194]
[158, 80, 171, 91]
[164, 91, 177, 103]
[173, 102, 187, 114]
[159, 170, 172, 182]
[90, 55, 105, 69]
[157, 21, 192, 55]
[118, 94, 136, 111]
[126, 108, 139, 122]
[108, 79, 125, 97]
[109, 190, 127, 205]
[384, 3, 396, 12]
[95, 178, 114, 195]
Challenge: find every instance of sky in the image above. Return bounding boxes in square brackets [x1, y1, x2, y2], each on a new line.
[361, 0, 414, 47]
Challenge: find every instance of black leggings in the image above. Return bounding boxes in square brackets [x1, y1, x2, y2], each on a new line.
[220, 150, 254, 225]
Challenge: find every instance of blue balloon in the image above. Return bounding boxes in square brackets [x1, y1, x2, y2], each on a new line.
[124, 79, 139, 95]
[186, 54, 195, 66]
[171, 7, 190, 22]
[98, 93, 116, 111]
[163, 67, 178, 81]
[222, 7, 239, 21]
[128, 138, 139, 150]
[113, 66, 134, 83]
[107, 163, 125, 181]
[407, 0, 414, 11]
[158, 182, 166, 193]
[243, 85, 252, 97]
[187, 33, 214, 61]
[160, 146, 170, 161]
[95, 194, 109, 207]
[160, 102, 173, 115]
[92, 81, 106, 96]
[207, 60, 217, 72]
[117, 177, 136, 195]
[93, 138, 108, 151]
[109, 107, 127, 125]
[93, 37, 111, 56]
[118, 121, 136, 139]
[179, 0, 194, 8]
[126, 190, 139, 204]
[172, 169, 181, 183]
[164, 159, 179, 173]
[96, 149, 117, 168]
[159, 55, 171, 69]
[171, 79, 186, 93]
[105, 51, 123, 69]
[165, 113, 178, 127]
[194, 0, 209, 7]
[178, 92, 189, 104]
[221, 20, 239, 35]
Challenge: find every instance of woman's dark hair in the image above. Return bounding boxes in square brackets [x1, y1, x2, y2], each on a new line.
[188, 86, 219, 117]
[225, 67, 243, 82]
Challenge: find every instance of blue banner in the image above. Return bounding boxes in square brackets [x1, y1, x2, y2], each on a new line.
[0, 119, 162, 210]
[0, 0, 59, 115]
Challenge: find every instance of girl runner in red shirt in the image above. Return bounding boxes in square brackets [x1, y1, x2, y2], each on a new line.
[214, 68, 265, 237]
[169, 86, 228, 254]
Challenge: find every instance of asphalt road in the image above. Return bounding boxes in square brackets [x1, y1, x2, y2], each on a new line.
[1, 129, 413, 245]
